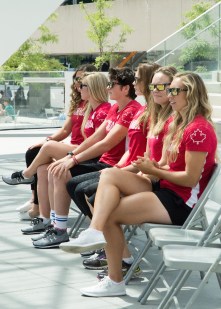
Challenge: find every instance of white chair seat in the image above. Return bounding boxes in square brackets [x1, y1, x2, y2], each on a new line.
[163, 245, 221, 272]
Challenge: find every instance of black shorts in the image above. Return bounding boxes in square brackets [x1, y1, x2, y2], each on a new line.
[152, 182, 192, 226]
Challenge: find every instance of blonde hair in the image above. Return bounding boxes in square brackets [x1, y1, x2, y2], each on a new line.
[136, 63, 161, 131]
[164, 72, 214, 163]
[148, 66, 177, 137]
[81, 72, 109, 138]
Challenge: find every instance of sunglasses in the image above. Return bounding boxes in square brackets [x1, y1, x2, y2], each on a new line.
[107, 81, 121, 89]
[166, 88, 188, 96]
[80, 83, 88, 89]
[148, 83, 171, 91]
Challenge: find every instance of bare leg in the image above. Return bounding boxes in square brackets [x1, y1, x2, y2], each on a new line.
[90, 168, 152, 231]
[37, 164, 51, 218]
[51, 171, 72, 216]
[103, 192, 172, 282]
[23, 141, 76, 178]
[86, 193, 132, 259]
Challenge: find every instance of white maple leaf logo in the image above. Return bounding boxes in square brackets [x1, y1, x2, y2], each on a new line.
[190, 129, 206, 145]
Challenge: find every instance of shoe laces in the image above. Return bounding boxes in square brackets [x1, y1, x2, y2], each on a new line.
[31, 217, 43, 226]
[11, 171, 24, 180]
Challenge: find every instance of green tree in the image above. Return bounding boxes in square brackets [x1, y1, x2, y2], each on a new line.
[179, 1, 220, 71]
[0, 14, 65, 71]
[80, 0, 133, 69]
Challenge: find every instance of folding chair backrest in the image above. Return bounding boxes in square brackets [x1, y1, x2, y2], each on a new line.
[184, 163, 221, 229]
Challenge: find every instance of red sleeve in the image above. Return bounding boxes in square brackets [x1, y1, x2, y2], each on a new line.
[185, 124, 214, 152]
[117, 106, 140, 128]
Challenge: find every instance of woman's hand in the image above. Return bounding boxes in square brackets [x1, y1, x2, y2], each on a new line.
[132, 154, 158, 175]
[47, 155, 75, 178]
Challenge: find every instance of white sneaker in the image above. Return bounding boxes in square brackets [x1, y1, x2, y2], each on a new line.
[59, 228, 106, 254]
[80, 276, 126, 297]
[16, 200, 32, 213]
[19, 211, 32, 221]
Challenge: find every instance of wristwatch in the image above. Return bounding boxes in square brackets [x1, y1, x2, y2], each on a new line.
[67, 151, 74, 156]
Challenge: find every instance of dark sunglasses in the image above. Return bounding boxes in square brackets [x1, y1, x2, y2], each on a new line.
[148, 83, 171, 91]
[166, 88, 188, 96]
[107, 81, 121, 89]
[80, 83, 88, 89]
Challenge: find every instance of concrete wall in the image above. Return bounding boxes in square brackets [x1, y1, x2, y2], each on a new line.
[34, 0, 196, 55]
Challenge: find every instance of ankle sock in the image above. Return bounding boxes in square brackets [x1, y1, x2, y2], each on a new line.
[41, 217, 50, 224]
[122, 256, 134, 265]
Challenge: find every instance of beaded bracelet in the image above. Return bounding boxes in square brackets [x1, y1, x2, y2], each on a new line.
[72, 156, 79, 165]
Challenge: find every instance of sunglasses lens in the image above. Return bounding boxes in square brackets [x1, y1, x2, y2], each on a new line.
[149, 84, 154, 91]
[156, 84, 165, 91]
[172, 89, 178, 96]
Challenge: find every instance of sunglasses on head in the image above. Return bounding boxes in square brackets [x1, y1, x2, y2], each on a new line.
[166, 88, 188, 96]
[107, 81, 121, 89]
[80, 83, 88, 89]
[148, 83, 171, 91]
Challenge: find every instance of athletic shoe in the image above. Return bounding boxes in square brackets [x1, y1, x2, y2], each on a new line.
[16, 200, 33, 212]
[33, 228, 69, 249]
[83, 249, 107, 270]
[97, 261, 142, 280]
[80, 276, 126, 297]
[59, 228, 106, 254]
[31, 226, 54, 241]
[21, 217, 51, 235]
[2, 171, 35, 185]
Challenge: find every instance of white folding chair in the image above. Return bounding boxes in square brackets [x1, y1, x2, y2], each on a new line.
[137, 165, 221, 306]
[124, 164, 221, 284]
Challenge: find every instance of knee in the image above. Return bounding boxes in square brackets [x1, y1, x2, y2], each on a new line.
[37, 165, 48, 179]
[100, 167, 118, 182]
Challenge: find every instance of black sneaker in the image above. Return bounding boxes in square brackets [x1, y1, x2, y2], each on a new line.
[2, 171, 35, 185]
[83, 249, 107, 270]
[21, 218, 52, 235]
[33, 228, 69, 249]
[97, 261, 142, 280]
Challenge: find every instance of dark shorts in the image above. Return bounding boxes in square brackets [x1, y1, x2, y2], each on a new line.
[152, 181, 192, 226]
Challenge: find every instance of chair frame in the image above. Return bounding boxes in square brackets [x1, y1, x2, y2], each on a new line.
[124, 163, 221, 285]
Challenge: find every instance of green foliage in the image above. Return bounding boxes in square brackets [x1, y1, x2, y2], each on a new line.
[179, 1, 220, 70]
[80, 0, 133, 69]
[179, 39, 216, 64]
[1, 13, 65, 71]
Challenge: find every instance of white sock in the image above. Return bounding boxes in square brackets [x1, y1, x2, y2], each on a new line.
[41, 217, 50, 224]
[55, 214, 68, 230]
[108, 276, 124, 285]
[123, 256, 134, 265]
[50, 210, 55, 224]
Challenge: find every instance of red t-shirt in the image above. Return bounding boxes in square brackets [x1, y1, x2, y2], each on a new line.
[160, 115, 217, 208]
[118, 105, 148, 168]
[99, 100, 141, 166]
[84, 102, 111, 138]
[147, 116, 172, 162]
[70, 100, 86, 145]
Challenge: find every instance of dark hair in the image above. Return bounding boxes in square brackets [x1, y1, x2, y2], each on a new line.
[109, 67, 136, 99]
